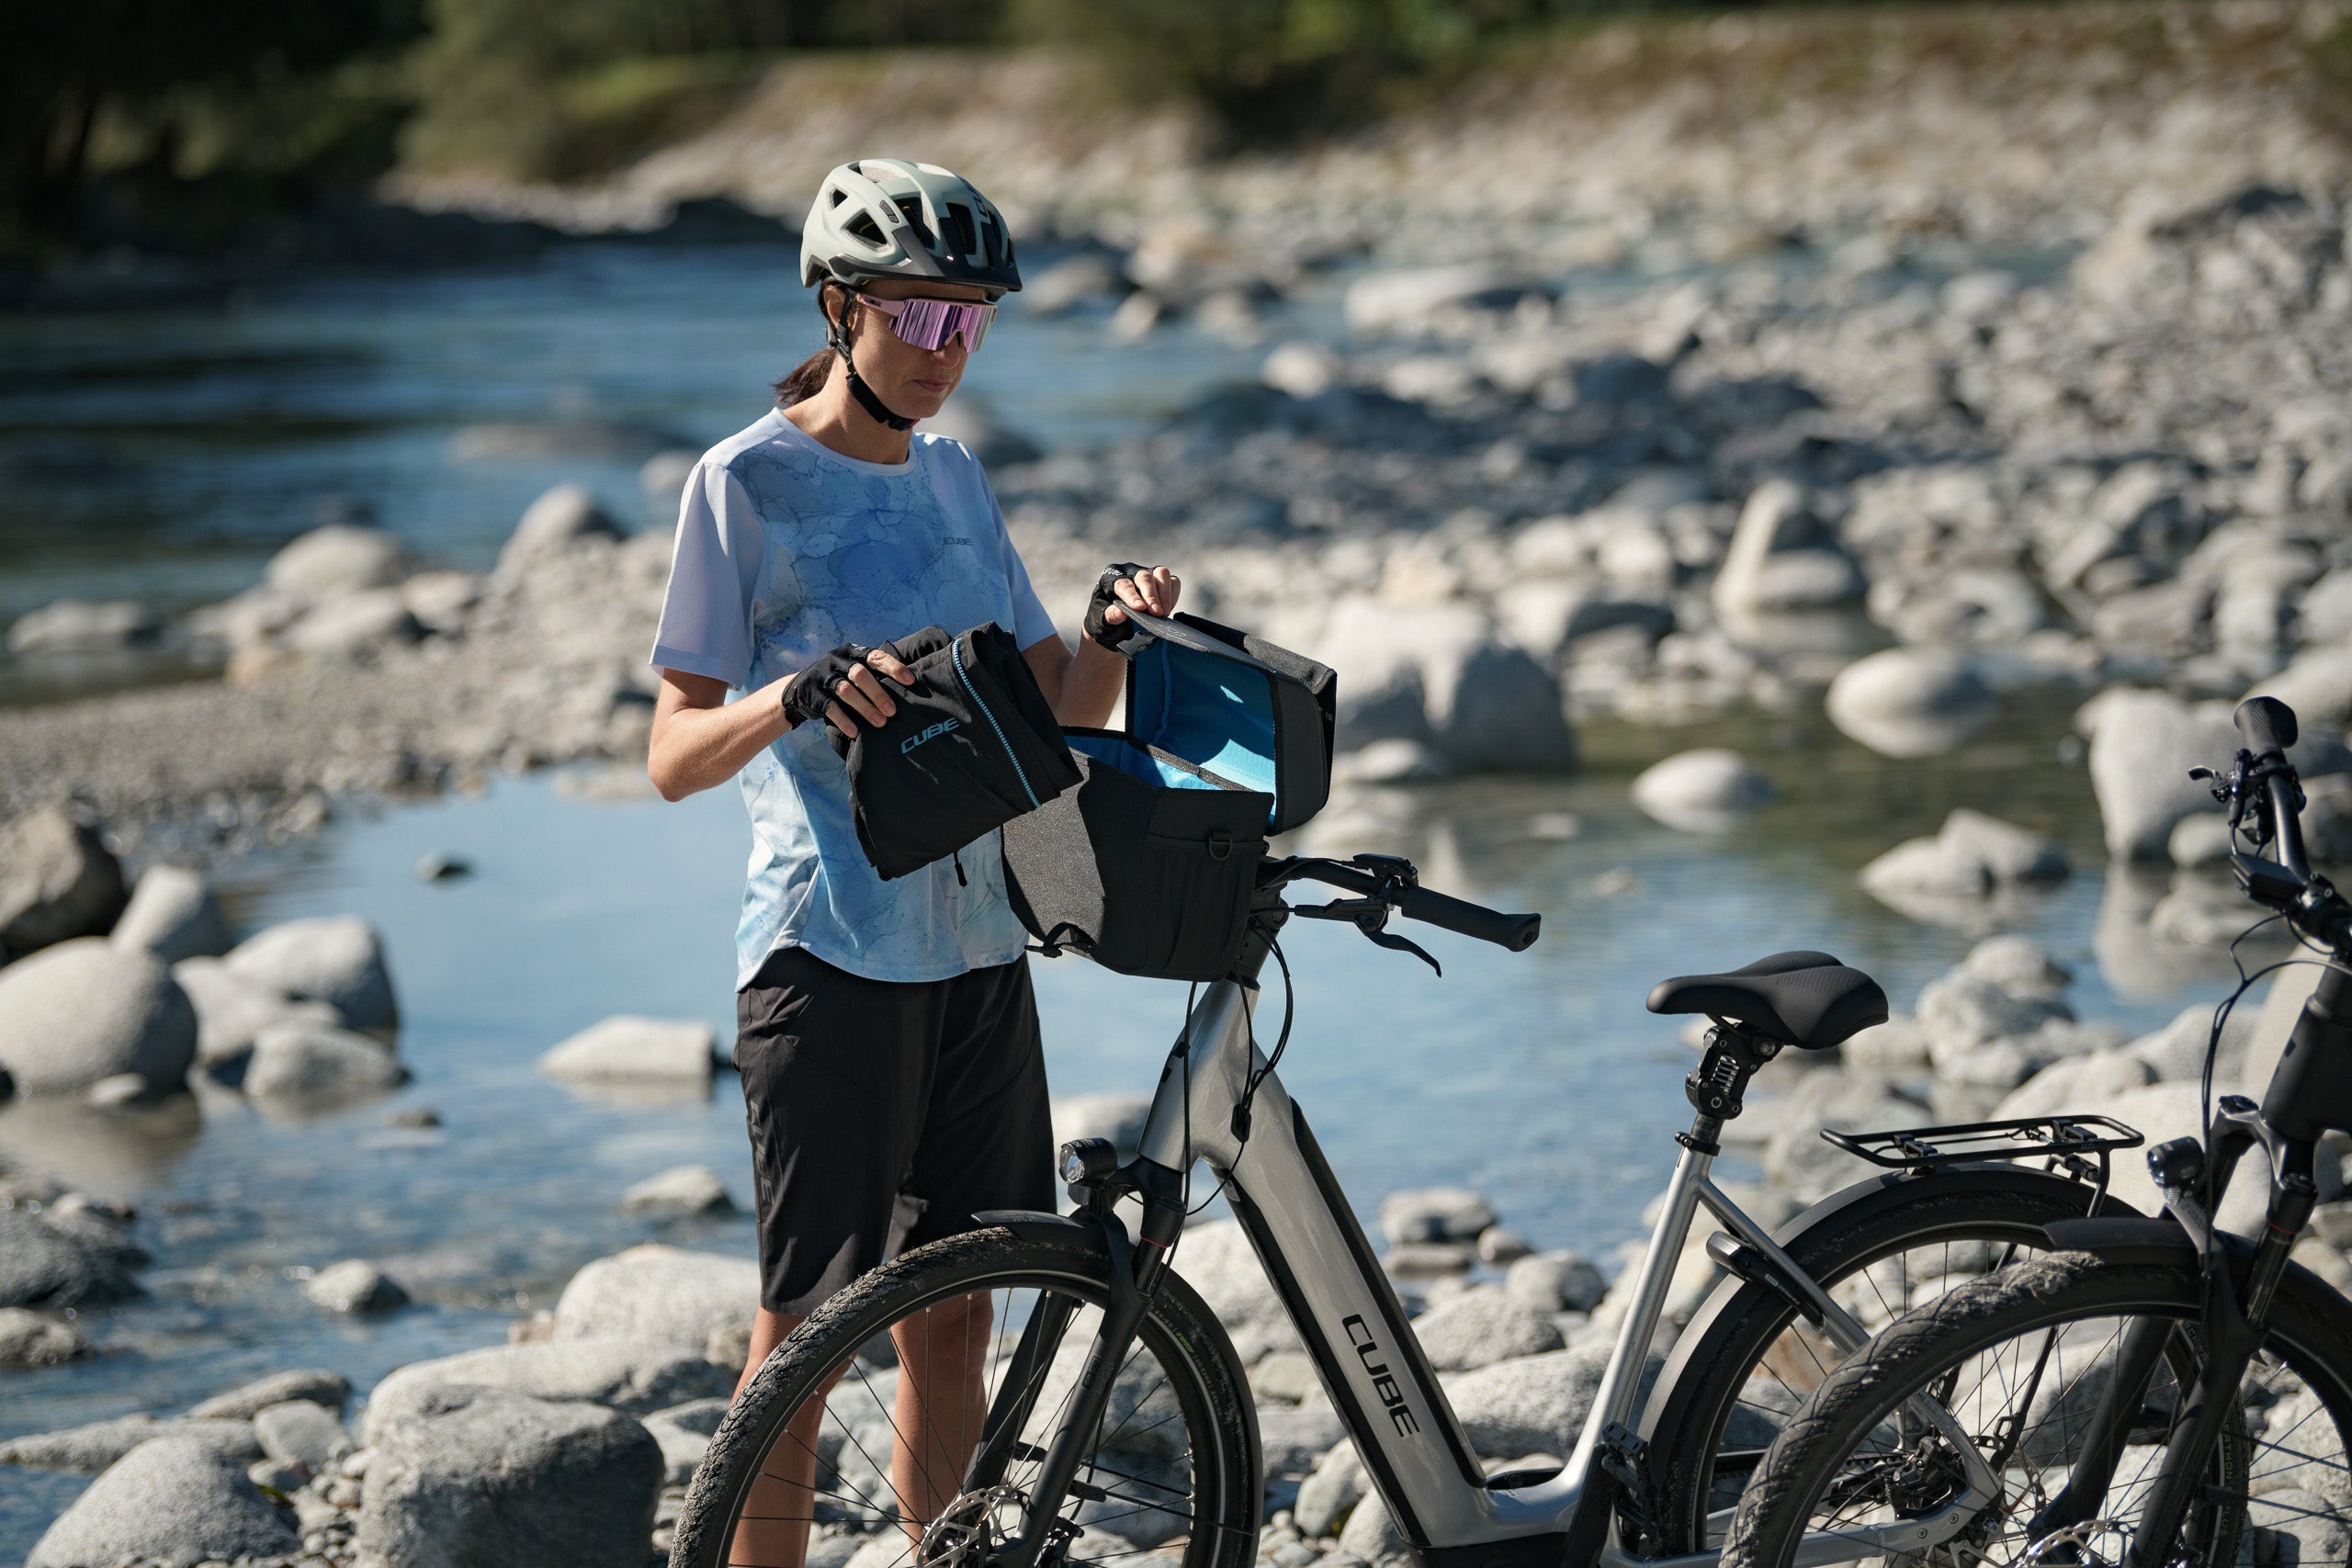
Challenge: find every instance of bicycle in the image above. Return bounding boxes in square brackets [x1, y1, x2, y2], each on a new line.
[673, 851, 2148, 1568]
[1714, 695, 2352, 1568]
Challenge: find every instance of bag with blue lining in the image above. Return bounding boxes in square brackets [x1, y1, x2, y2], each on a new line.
[1002, 609, 1337, 981]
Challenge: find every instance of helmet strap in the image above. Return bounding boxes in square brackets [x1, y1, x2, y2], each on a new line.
[822, 289, 916, 433]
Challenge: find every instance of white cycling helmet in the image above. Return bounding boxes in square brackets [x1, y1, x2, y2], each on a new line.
[799, 158, 1022, 299]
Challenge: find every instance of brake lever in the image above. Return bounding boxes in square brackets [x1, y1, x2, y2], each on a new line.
[1289, 899, 1443, 976]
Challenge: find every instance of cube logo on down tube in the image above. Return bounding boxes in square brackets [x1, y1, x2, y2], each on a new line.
[1344, 1314, 1422, 1437]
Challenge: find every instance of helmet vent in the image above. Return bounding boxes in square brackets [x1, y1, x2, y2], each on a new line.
[892, 197, 936, 248]
[945, 203, 978, 258]
[845, 211, 885, 245]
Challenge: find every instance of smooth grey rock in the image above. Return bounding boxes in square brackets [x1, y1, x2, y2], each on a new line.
[1051, 1092, 1154, 1159]
[109, 866, 232, 963]
[1295, 1441, 1364, 1536]
[1385, 1241, 1477, 1275]
[362, 1337, 732, 1443]
[1713, 481, 1866, 615]
[1339, 1490, 1410, 1564]
[1442, 1343, 1647, 1459]
[224, 916, 399, 1034]
[172, 956, 340, 1074]
[1343, 266, 1525, 336]
[644, 1395, 729, 1437]
[0, 808, 126, 957]
[2127, 1001, 2262, 1084]
[1, 1416, 257, 1473]
[1410, 1286, 1566, 1371]
[2168, 813, 2235, 867]
[253, 1400, 351, 1471]
[537, 1015, 715, 1082]
[550, 1244, 756, 1352]
[401, 570, 482, 635]
[1379, 1188, 1497, 1245]
[1477, 1226, 1534, 1265]
[0, 938, 195, 1096]
[7, 599, 159, 654]
[266, 524, 411, 596]
[0, 1305, 91, 1367]
[1170, 1217, 1298, 1362]
[0, 1198, 142, 1308]
[1960, 935, 2074, 998]
[642, 1410, 711, 1486]
[1250, 1349, 1322, 1404]
[187, 1369, 352, 1419]
[27, 1435, 298, 1568]
[244, 1020, 407, 1102]
[358, 1385, 661, 1568]
[1860, 810, 2070, 901]
[1826, 648, 1998, 758]
[1313, 599, 1575, 773]
[620, 1164, 733, 1214]
[1917, 971, 2074, 1053]
[1259, 1403, 1344, 1475]
[1503, 1251, 1608, 1314]
[2076, 688, 2346, 862]
[1993, 1050, 2158, 1120]
[306, 1258, 410, 1314]
[1332, 738, 1453, 784]
[498, 483, 623, 576]
[284, 589, 424, 660]
[1631, 750, 1776, 830]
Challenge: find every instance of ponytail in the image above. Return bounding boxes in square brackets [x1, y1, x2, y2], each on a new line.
[774, 281, 851, 406]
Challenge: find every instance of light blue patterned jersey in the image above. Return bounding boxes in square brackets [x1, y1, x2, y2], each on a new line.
[650, 409, 1057, 987]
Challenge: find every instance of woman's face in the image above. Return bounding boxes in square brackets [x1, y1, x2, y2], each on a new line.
[832, 277, 994, 422]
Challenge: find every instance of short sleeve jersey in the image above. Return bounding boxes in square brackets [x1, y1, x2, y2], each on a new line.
[650, 409, 1057, 989]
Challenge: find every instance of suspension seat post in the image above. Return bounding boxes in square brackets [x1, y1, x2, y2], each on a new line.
[1682, 1022, 1777, 1155]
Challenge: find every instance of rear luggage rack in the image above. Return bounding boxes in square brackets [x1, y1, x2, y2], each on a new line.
[1823, 1115, 2143, 1187]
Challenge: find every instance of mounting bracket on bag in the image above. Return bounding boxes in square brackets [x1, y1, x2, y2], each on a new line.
[1284, 852, 1445, 975]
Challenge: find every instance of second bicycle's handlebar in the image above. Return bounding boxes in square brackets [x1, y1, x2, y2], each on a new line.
[1271, 856, 1544, 952]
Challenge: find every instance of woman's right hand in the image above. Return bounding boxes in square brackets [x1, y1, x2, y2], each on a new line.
[780, 643, 918, 739]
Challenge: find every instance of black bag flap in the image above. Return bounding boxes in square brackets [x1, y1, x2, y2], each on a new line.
[1121, 611, 1336, 834]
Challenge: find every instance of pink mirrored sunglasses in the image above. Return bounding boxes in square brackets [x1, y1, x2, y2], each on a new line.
[855, 292, 997, 353]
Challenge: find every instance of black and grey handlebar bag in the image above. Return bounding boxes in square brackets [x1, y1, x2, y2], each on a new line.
[1001, 611, 1337, 981]
[831, 623, 1081, 881]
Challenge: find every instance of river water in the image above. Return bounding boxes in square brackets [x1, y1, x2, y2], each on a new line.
[0, 240, 2235, 1554]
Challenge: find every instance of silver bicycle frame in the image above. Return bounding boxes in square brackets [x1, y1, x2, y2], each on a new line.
[1138, 978, 1997, 1565]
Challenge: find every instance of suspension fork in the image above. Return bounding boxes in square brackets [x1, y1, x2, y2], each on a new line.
[997, 1163, 1187, 1568]
[2124, 1134, 2317, 1568]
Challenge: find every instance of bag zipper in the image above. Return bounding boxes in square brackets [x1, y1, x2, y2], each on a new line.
[951, 633, 1041, 809]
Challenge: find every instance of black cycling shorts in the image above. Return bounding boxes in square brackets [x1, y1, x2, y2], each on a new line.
[733, 945, 1056, 1314]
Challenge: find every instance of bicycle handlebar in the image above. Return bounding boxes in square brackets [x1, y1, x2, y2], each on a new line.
[2237, 698, 2312, 880]
[1280, 858, 1543, 952]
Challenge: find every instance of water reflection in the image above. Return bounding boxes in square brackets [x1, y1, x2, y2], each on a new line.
[0, 1095, 204, 1191]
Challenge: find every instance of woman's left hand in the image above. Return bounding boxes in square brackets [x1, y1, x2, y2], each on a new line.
[1084, 563, 1182, 651]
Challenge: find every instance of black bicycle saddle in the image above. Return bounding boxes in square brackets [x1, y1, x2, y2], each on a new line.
[1645, 950, 1888, 1051]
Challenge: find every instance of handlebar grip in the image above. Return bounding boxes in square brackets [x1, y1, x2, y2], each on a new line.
[2235, 696, 2300, 757]
[1395, 884, 1542, 952]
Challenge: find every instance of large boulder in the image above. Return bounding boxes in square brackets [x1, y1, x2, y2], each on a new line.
[2080, 688, 2350, 861]
[1826, 649, 1999, 759]
[0, 938, 196, 1095]
[6, 599, 159, 654]
[620, 1165, 733, 1214]
[1378, 1188, 1497, 1245]
[1408, 1287, 1566, 1371]
[109, 866, 231, 964]
[266, 524, 412, 597]
[550, 1245, 757, 1353]
[283, 589, 425, 660]
[0, 808, 127, 958]
[1169, 1218, 1298, 1362]
[360, 1338, 732, 1443]
[0, 1306, 90, 1367]
[223, 916, 399, 1034]
[243, 1020, 408, 1103]
[1442, 1343, 1639, 1459]
[1631, 750, 1776, 830]
[357, 1386, 662, 1568]
[1860, 810, 2069, 903]
[1314, 598, 1576, 773]
[537, 1016, 716, 1084]
[1503, 1250, 1608, 1314]
[498, 484, 623, 577]
[0, 1416, 256, 1473]
[173, 956, 341, 1073]
[27, 1436, 298, 1568]
[1993, 1050, 2158, 1121]
[0, 1205, 144, 1308]
[2245, 646, 2352, 734]
[252, 1399, 352, 1472]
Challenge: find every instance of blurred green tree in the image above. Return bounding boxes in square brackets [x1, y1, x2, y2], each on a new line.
[1, 0, 423, 248]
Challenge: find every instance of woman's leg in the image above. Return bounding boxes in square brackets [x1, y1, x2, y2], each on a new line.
[890, 1290, 994, 1538]
[729, 1308, 811, 1568]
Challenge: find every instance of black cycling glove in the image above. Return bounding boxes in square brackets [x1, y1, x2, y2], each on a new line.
[780, 642, 872, 728]
[1083, 562, 1153, 654]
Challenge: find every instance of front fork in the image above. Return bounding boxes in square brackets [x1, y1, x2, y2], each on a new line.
[2027, 1100, 2316, 1568]
[981, 1157, 1189, 1568]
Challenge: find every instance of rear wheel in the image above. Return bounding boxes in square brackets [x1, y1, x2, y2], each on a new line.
[1717, 1252, 2352, 1568]
[671, 1227, 1260, 1568]
[1643, 1170, 2130, 1553]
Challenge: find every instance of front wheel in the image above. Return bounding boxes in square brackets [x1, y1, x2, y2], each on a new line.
[1718, 1251, 2352, 1568]
[671, 1226, 1261, 1568]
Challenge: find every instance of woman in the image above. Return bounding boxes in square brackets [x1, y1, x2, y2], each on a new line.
[645, 158, 1178, 1565]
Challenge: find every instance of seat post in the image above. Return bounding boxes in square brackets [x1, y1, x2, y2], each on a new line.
[1680, 1021, 1780, 1156]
